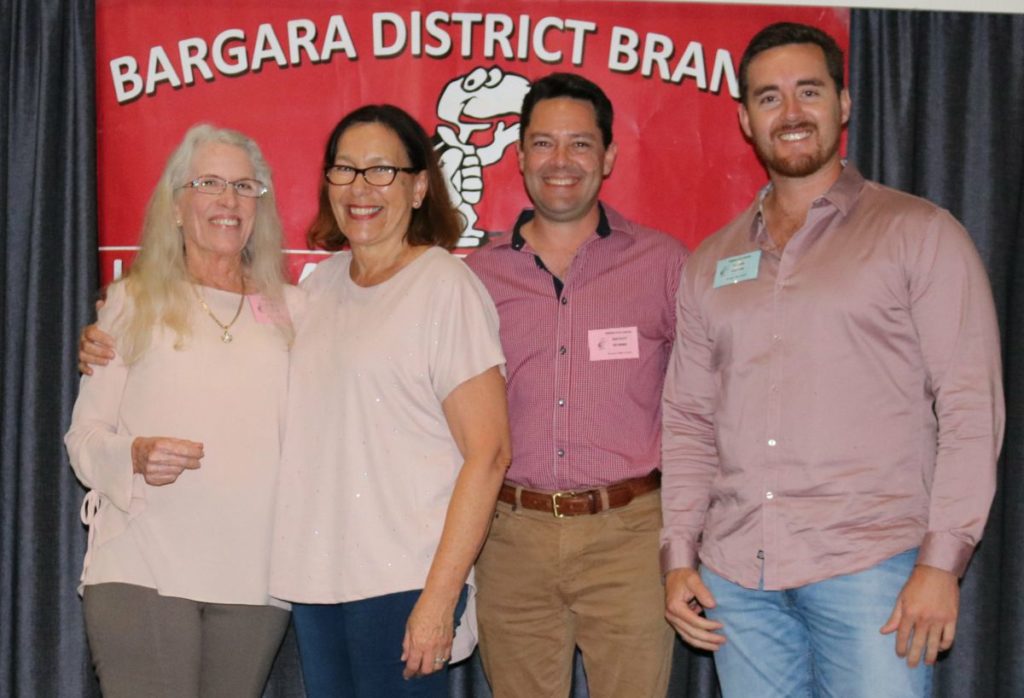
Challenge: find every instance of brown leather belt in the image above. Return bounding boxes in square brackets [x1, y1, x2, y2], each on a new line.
[497, 470, 660, 518]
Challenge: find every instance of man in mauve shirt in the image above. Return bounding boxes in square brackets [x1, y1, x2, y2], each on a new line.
[466, 73, 688, 697]
[660, 22, 1004, 697]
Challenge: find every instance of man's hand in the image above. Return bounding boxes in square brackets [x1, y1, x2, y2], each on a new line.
[131, 437, 204, 486]
[665, 567, 726, 651]
[79, 324, 116, 375]
[880, 564, 959, 667]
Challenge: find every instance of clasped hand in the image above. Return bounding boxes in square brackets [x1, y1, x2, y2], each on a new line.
[131, 436, 203, 486]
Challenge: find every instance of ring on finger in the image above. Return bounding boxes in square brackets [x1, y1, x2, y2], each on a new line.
[433, 657, 448, 665]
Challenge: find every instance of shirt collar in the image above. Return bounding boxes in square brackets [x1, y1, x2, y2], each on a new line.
[510, 203, 612, 251]
[751, 162, 867, 244]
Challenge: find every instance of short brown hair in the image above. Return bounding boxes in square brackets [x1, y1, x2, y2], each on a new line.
[738, 22, 845, 104]
[307, 104, 462, 251]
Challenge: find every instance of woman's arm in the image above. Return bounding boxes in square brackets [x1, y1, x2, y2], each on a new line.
[65, 288, 204, 505]
[401, 365, 511, 678]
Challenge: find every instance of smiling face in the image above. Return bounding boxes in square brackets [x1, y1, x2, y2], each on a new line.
[739, 42, 851, 180]
[175, 142, 258, 267]
[517, 97, 617, 225]
[327, 122, 428, 253]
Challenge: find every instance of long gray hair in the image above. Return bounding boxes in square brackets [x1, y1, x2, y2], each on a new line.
[115, 124, 288, 362]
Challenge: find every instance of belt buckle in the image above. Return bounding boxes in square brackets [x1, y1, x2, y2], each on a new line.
[551, 491, 576, 518]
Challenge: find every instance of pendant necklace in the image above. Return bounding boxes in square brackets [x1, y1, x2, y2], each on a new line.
[192, 279, 246, 343]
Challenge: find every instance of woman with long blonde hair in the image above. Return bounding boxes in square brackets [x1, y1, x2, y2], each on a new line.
[66, 124, 301, 697]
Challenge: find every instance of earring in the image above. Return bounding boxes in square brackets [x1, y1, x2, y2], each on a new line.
[175, 219, 183, 227]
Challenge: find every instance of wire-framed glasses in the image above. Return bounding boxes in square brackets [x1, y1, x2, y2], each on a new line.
[179, 175, 268, 198]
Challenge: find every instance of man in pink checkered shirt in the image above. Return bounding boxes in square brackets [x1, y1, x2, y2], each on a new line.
[467, 73, 689, 698]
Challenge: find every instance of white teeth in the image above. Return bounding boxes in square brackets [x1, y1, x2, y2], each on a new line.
[349, 206, 381, 215]
[779, 131, 811, 142]
[210, 218, 239, 226]
[546, 177, 576, 185]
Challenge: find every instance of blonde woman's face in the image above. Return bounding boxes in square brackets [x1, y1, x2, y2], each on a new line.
[175, 142, 259, 266]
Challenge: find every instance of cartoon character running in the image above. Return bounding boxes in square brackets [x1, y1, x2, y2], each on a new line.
[433, 67, 531, 248]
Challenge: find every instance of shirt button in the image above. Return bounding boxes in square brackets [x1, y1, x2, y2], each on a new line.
[772, 334, 781, 342]
[766, 491, 774, 500]
[770, 384, 778, 392]
[557, 449, 565, 457]
[767, 439, 777, 447]
[561, 296, 568, 305]
[559, 346, 567, 355]
[557, 399, 565, 406]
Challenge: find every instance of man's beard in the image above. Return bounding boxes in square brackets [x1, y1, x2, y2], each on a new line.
[755, 122, 840, 178]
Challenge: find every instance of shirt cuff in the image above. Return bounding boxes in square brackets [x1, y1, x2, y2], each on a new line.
[93, 433, 137, 512]
[916, 531, 976, 578]
[660, 539, 700, 576]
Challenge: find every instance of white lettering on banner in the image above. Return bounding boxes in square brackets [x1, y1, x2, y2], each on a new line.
[108, 13, 736, 104]
[373, 13, 406, 56]
[110, 57, 143, 102]
[145, 46, 181, 95]
[179, 38, 214, 85]
[608, 27, 739, 97]
[287, 19, 321, 63]
[372, 12, 594, 64]
[109, 16, 357, 104]
[320, 15, 358, 60]
[252, 23, 289, 71]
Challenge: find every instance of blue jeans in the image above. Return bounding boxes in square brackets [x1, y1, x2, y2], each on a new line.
[702, 549, 932, 698]
[292, 587, 467, 698]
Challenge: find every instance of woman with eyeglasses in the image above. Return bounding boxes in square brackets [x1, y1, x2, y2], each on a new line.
[268, 104, 511, 697]
[76, 106, 510, 696]
[65, 124, 299, 697]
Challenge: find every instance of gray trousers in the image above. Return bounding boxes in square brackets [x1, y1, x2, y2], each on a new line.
[83, 582, 290, 698]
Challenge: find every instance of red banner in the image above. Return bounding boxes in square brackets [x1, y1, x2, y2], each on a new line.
[96, 1, 848, 283]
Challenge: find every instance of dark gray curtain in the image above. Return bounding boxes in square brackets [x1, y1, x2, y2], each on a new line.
[2, 3, 1022, 697]
[1, 0, 99, 696]
[848, 10, 1024, 698]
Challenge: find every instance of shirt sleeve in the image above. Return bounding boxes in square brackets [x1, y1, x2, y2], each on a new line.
[427, 259, 506, 402]
[663, 244, 690, 344]
[63, 283, 140, 513]
[660, 257, 720, 574]
[906, 208, 1004, 576]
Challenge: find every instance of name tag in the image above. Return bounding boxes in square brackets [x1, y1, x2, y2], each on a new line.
[588, 326, 640, 361]
[713, 250, 761, 288]
[248, 294, 287, 324]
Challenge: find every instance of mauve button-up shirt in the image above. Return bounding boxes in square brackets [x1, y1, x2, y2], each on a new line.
[467, 204, 688, 491]
[660, 166, 1004, 590]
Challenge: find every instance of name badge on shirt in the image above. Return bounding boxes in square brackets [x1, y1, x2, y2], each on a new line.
[588, 326, 640, 361]
[248, 294, 286, 324]
[713, 250, 761, 288]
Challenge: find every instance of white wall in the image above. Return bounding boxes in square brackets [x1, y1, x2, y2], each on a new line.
[648, 0, 1023, 14]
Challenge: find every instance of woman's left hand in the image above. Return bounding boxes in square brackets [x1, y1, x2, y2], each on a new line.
[401, 592, 455, 679]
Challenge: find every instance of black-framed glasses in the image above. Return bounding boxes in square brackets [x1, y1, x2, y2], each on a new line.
[324, 165, 420, 187]
[179, 175, 267, 198]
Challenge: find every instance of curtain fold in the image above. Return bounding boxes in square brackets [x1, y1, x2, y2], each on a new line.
[1, 0, 99, 695]
[849, 10, 1024, 698]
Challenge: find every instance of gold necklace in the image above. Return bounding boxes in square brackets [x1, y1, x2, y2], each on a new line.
[192, 279, 246, 343]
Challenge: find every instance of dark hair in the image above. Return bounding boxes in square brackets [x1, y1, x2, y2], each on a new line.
[738, 22, 845, 103]
[519, 73, 614, 147]
[307, 104, 462, 251]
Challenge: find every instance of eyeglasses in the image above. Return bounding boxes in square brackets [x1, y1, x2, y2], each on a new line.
[179, 175, 268, 198]
[324, 165, 420, 187]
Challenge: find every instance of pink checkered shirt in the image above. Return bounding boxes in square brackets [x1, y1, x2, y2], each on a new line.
[466, 204, 688, 491]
